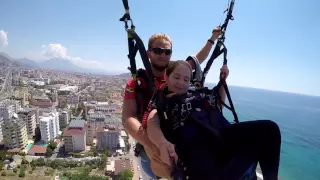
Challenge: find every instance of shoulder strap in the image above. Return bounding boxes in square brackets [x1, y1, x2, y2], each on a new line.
[135, 69, 149, 121]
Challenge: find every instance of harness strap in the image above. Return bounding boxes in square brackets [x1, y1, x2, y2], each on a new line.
[201, 0, 235, 86]
[214, 77, 239, 123]
[141, 83, 167, 128]
[120, 0, 154, 94]
[141, 89, 161, 128]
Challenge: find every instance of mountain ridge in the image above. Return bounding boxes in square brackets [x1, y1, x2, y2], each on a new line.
[0, 52, 118, 75]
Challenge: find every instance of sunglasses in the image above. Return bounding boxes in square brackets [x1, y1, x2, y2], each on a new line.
[150, 48, 172, 55]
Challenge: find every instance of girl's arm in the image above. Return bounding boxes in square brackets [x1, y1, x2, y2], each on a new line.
[147, 109, 169, 148]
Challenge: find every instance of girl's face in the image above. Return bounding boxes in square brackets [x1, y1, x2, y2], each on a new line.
[167, 63, 191, 94]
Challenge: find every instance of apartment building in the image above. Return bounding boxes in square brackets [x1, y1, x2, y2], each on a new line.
[59, 110, 69, 129]
[64, 120, 86, 152]
[39, 112, 59, 143]
[0, 99, 21, 121]
[96, 126, 121, 151]
[83, 101, 109, 119]
[17, 110, 36, 136]
[3, 116, 28, 149]
[67, 92, 79, 105]
[41, 109, 60, 135]
[86, 113, 106, 145]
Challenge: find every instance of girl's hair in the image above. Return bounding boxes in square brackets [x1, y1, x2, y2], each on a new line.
[166, 60, 192, 77]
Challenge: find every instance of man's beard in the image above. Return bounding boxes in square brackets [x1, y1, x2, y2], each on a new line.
[151, 63, 168, 71]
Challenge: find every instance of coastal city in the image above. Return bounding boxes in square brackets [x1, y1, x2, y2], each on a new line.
[0, 53, 145, 180]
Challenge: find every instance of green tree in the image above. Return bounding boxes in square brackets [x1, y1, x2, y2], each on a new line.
[102, 147, 111, 157]
[0, 150, 7, 161]
[48, 140, 58, 150]
[0, 161, 4, 171]
[21, 157, 29, 164]
[98, 154, 107, 170]
[45, 147, 53, 157]
[90, 146, 98, 157]
[115, 169, 134, 180]
[19, 165, 25, 177]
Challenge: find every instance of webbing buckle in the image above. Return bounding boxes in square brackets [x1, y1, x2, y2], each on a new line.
[120, 13, 135, 30]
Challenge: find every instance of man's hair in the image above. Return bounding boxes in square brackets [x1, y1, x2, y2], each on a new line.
[148, 33, 172, 50]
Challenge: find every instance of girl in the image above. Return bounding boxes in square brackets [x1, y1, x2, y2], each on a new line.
[146, 60, 281, 180]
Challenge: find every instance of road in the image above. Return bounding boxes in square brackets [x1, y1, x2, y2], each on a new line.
[127, 136, 141, 180]
[126, 135, 158, 180]
[0, 68, 13, 100]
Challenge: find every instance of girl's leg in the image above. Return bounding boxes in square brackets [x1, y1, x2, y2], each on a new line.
[219, 120, 281, 180]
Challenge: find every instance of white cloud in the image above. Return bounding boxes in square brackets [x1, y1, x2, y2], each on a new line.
[0, 30, 9, 49]
[41, 43, 103, 69]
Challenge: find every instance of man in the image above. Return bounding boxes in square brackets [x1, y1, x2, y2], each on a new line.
[122, 27, 222, 179]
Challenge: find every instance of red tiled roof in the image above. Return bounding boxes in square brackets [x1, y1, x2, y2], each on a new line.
[28, 145, 46, 154]
[64, 128, 85, 136]
[34, 100, 53, 107]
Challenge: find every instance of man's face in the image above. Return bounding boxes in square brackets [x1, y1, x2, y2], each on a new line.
[147, 39, 172, 71]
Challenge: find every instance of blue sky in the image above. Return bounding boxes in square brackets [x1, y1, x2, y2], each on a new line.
[0, 0, 319, 96]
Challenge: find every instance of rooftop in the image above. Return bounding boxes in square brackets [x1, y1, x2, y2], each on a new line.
[88, 113, 106, 119]
[64, 128, 85, 136]
[114, 159, 133, 175]
[28, 145, 46, 154]
[69, 120, 85, 128]
[40, 116, 53, 122]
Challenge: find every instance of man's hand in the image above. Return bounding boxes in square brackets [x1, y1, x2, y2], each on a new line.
[144, 140, 162, 162]
[144, 143, 172, 179]
[220, 65, 229, 79]
[210, 26, 222, 41]
[159, 141, 178, 167]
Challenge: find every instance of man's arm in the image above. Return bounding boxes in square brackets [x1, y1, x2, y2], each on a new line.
[121, 79, 154, 150]
[195, 26, 222, 64]
[122, 99, 151, 146]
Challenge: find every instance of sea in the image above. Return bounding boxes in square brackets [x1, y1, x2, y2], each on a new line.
[206, 83, 320, 180]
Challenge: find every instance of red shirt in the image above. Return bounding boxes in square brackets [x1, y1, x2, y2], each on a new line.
[124, 72, 166, 101]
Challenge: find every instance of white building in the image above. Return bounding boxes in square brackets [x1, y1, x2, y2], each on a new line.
[0, 100, 21, 121]
[39, 112, 60, 143]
